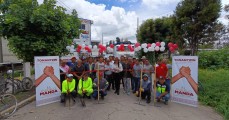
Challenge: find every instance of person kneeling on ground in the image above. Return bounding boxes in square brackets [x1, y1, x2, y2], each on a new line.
[92, 72, 109, 100]
[61, 74, 76, 103]
[135, 74, 151, 103]
[78, 73, 93, 99]
[156, 76, 170, 105]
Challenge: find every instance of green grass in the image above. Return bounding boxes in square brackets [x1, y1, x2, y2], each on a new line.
[199, 69, 229, 120]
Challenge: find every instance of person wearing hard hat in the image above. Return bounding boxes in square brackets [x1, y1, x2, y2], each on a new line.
[60, 74, 76, 103]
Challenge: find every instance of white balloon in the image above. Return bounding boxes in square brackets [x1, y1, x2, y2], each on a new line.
[70, 49, 75, 53]
[66, 46, 71, 50]
[160, 42, 165, 47]
[93, 45, 98, 49]
[160, 46, 165, 51]
[82, 44, 85, 48]
[141, 43, 147, 48]
[137, 46, 142, 50]
[88, 45, 92, 49]
[148, 47, 153, 52]
[155, 46, 160, 51]
[70, 45, 75, 49]
[134, 48, 138, 52]
[151, 43, 156, 48]
[143, 48, 148, 53]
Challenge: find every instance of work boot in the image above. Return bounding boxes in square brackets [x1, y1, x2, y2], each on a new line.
[87, 96, 91, 99]
[146, 100, 151, 104]
[101, 96, 104, 100]
[164, 100, 168, 105]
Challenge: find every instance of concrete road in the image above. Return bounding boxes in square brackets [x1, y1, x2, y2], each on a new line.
[7, 89, 223, 120]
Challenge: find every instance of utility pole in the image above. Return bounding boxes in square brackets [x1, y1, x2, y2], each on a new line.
[0, 37, 3, 63]
[102, 33, 103, 45]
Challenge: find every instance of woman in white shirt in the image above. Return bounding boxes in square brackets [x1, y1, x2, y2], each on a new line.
[112, 57, 123, 95]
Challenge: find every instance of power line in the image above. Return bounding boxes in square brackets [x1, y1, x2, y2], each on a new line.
[57, 0, 72, 12]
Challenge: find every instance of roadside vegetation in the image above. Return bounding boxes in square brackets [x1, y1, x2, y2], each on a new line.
[198, 47, 229, 120]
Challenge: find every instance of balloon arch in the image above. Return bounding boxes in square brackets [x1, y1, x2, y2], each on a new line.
[65, 42, 178, 55]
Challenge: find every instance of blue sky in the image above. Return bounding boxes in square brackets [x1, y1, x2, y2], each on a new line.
[38, 0, 229, 43]
[86, 0, 141, 10]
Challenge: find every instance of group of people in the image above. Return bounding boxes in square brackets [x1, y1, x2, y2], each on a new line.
[59, 55, 171, 105]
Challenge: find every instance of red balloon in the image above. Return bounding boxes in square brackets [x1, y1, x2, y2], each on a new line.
[135, 43, 140, 47]
[128, 44, 132, 50]
[156, 42, 160, 46]
[99, 44, 103, 49]
[85, 46, 90, 51]
[168, 42, 173, 47]
[169, 47, 174, 52]
[130, 47, 134, 52]
[87, 49, 92, 53]
[173, 44, 178, 49]
[76, 48, 81, 53]
[110, 44, 114, 48]
[102, 46, 106, 51]
[99, 49, 103, 53]
[147, 43, 151, 48]
[77, 45, 82, 50]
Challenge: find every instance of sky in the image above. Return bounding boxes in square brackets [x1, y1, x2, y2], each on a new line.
[38, 0, 229, 44]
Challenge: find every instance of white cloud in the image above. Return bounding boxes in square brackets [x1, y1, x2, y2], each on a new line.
[37, 0, 229, 44]
[142, 0, 180, 10]
[61, 0, 138, 43]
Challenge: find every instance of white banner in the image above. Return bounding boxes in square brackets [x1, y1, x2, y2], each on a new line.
[35, 56, 61, 106]
[171, 56, 198, 107]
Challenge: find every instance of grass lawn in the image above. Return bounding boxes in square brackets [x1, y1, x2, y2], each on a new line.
[199, 69, 229, 120]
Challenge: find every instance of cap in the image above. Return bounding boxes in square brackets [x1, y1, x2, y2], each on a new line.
[71, 57, 76, 60]
[143, 74, 148, 78]
[159, 76, 164, 79]
[99, 72, 103, 76]
[67, 74, 73, 78]
[141, 56, 146, 59]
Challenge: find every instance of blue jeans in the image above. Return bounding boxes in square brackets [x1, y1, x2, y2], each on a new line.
[165, 78, 171, 86]
[156, 91, 170, 101]
[92, 90, 107, 98]
[123, 77, 131, 93]
[133, 77, 140, 92]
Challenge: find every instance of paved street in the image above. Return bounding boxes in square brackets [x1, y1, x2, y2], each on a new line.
[6, 89, 222, 120]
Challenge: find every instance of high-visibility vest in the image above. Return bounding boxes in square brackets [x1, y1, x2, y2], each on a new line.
[157, 84, 166, 93]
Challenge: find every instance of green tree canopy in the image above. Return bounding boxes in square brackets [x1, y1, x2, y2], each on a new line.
[173, 0, 221, 55]
[0, 0, 80, 62]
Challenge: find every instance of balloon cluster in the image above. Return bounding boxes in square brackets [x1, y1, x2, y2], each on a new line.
[107, 44, 114, 53]
[168, 42, 178, 53]
[66, 44, 93, 54]
[134, 42, 166, 53]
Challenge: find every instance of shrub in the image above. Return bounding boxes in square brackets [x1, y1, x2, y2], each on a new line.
[198, 47, 229, 69]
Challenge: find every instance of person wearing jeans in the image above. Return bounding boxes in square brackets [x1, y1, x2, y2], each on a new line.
[122, 58, 132, 95]
[92, 72, 109, 99]
[136, 74, 152, 103]
[132, 59, 142, 93]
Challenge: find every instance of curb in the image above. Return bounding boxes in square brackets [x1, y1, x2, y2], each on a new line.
[0, 95, 35, 115]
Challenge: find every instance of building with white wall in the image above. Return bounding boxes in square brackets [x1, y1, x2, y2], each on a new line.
[73, 18, 93, 45]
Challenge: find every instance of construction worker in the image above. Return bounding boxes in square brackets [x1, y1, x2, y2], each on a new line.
[60, 74, 76, 103]
[156, 76, 170, 105]
[78, 73, 93, 99]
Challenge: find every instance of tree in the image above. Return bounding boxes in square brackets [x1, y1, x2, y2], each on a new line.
[173, 0, 221, 55]
[136, 17, 177, 62]
[0, 0, 80, 62]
